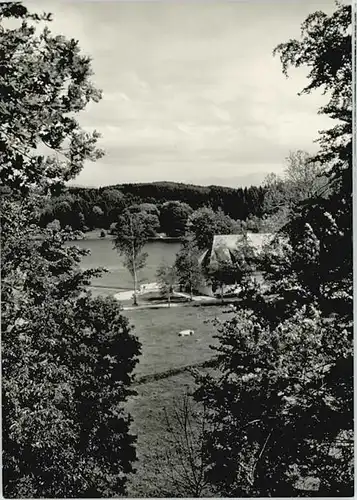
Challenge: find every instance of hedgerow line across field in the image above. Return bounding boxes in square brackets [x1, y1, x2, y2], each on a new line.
[133, 356, 219, 386]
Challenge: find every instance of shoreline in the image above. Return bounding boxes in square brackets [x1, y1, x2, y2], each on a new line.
[79, 230, 183, 243]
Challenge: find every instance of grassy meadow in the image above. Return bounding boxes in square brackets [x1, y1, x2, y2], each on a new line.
[123, 305, 233, 496]
[125, 305, 232, 378]
[126, 371, 201, 497]
[79, 238, 235, 495]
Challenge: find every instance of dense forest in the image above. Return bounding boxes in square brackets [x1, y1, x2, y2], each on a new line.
[39, 181, 266, 233]
[107, 181, 265, 216]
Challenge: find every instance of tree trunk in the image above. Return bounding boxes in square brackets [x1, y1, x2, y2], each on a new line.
[132, 266, 138, 306]
[168, 293, 171, 308]
[220, 285, 224, 304]
[130, 215, 138, 306]
[190, 285, 193, 301]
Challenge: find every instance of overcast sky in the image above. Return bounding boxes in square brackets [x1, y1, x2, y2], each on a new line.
[29, 0, 335, 188]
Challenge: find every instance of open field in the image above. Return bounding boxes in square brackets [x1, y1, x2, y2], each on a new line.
[126, 370, 216, 497]
[123, 304, 233, 496]
[124, 305, 233, 378]
[78, 240, 237, 495]
[77, 240, 235, 495]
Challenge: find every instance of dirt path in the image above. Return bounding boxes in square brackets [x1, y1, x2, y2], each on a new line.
[122, 302, 184, 311]
[114, 282, 238, 310]
[114, 282, 160, 302]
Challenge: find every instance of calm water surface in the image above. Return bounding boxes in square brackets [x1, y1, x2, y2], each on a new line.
[73, 238, 181, 293]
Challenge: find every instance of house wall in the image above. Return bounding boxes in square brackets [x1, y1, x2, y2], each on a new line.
[197, 281, 240, 298]
[197, 271, 266, 298]
[197, 282, 214, 297]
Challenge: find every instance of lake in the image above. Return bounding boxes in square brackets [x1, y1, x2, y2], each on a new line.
[72, 238, 181, 295]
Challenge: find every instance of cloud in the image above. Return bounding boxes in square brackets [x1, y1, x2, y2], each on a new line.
[27, 0, 336, 187]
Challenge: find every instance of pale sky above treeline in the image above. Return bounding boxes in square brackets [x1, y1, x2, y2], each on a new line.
[28, 0, 336, 188]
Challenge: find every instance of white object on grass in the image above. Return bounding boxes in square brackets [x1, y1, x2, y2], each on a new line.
[178, 329, 194, 337]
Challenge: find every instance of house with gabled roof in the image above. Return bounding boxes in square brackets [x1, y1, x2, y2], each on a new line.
[197, 232, 276, 297]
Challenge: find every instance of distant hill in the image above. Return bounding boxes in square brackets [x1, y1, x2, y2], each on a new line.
[192, 172, 271, 189]
[68, 171, 272, 190]
[39, 180, 266, 232]
[93, 180, 266, 217]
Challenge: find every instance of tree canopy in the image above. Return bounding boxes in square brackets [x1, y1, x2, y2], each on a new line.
[0, 2, 104, 195]
[1, 4, 141, 497]
[156, 263, 177, 307]
[160, 200, 193, 237]
[37, 181, 267, 232]
[114, 211, 154, 305]
[194, 2, 353, 496]
[175, 239, 205, 300]
[187, 207, 241, 250]
[262, 150, 328, 231]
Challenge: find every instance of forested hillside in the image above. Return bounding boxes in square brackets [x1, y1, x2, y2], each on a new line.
[39, 181, 266, 232]
[107, 181, 265, 217]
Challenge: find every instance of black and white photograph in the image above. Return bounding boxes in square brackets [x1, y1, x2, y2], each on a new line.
[1, 0, 354, 497]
